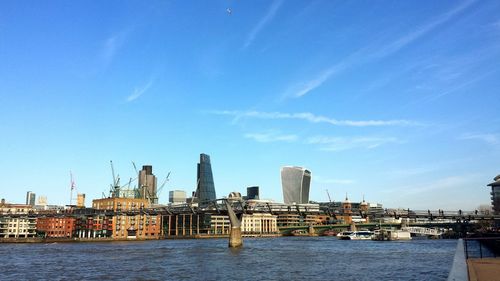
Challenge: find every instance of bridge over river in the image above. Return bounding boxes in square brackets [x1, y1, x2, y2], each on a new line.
[4, 199, 498, 238]
[278, 223, 447, 236]
[6, 199, 498, 222]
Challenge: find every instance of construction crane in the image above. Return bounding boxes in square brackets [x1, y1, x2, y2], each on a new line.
[132, 161, 139, 175]
[110, 161, 117, 187]
[156, 172, 171, 199]
[109, 161, 120, 197]
[125, 177, 132, 189]
[69, 171, 76, 206]
[326, 189, 332, 203]
[119, 162, 139, 190]
[325, 189, 336, 220]
[130, 161, 139, 191]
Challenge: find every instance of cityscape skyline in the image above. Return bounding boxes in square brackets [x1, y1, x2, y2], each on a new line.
[1, 1, 499, 210]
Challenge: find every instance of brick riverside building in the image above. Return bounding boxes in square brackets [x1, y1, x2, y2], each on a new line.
[36, 217, 76, 238]
[92, 197, 161, 239]
[75, 214, 113, 238]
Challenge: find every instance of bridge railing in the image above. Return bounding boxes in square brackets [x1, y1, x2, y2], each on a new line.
[382, 209, 498, 220]
[386, 210, 475, 216]
[401, 226, 443, 236]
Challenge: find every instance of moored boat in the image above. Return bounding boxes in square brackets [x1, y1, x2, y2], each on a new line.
[372, 229, 412, 241]
[337, 230, 374, 240]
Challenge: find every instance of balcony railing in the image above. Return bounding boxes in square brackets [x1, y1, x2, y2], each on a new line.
[463, 237, 500, 259]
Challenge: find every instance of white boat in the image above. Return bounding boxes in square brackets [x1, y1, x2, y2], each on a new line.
[372, 229, 412, 241]
[337, 230, 374, 240]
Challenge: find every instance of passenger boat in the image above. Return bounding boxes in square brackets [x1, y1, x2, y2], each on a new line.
[372, 229, 412, 241]
[336, 230, 374, 240]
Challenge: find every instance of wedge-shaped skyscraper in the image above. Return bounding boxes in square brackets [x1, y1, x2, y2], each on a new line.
[281, 166, 311, 204]
[196, 153, 217, 204]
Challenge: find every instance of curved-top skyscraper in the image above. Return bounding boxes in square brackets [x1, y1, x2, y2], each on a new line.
[281, 166, 311, 204]
[196, 153, 217, 204]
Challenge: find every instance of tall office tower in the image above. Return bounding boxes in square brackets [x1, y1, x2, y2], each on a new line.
[196, 153, 217, 204]
[138, 165, 158, 204]
[76, 193, 86, 208]
[26, 191, 36, 206]
[247, 186, 260, 200]
[169, 190, 187, 204]
[487, 175, 500, 215]
[280, 166, 312, 204]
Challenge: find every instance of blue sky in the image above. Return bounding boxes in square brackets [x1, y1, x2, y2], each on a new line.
[1, 0, 499, 210]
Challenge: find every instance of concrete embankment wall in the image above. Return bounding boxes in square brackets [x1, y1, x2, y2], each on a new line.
[1, 233, 281, 243]
[0, 237, 45, 243]
[447, 239, 468, 281]
[0, 237, 162, 243]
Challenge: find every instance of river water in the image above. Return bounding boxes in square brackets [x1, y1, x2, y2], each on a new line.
[0, 237, 457, 280]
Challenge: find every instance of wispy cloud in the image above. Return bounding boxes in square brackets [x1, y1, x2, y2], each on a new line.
[373, 0, 475, 58]
[126, 80, 153, 102]
[244, 131, 297, 143]
[288, 0, 475, 99]
[388, 166, 438, 178]
[243, 0, 283, 49]
[286, 48, 364, 99]
[307, 136, 401, 151]
[314, 176, 355, 185]
[459, 133, 499, 144]
[494, 19, 500, 29]
[396, 175, 476, 196]
[425, 68, 497, 102]
[291, 63, 344, 98]
[380, 173, 484, 209]
[101, 31, 128, 66]
[210, 110, 420, 127]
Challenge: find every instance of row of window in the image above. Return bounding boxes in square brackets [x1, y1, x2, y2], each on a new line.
[7, 224, 33, 228]
[3, 229, 31, 233]
[115, 231, 158, 236]
[47, 231, 71, 235]
[40, 225, 73, 229]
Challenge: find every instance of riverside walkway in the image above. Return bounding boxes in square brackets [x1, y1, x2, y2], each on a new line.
[448, 238, 500, 281]
[467, 258, 500, 281]
[458, 237, 500, 281]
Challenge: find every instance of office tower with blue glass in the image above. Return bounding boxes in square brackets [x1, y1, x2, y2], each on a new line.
[281, 166, 311, 204]
[196, 153, 217, 204]
[26, 191, 36, 206]
[246, 186, 259, 200]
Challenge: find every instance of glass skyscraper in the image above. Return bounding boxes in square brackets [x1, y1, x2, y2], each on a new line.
[246, 186, 259, 200]
[196, 153, 217, 204]
[281, 166, 311, 204]
[25, 191, 36, 206]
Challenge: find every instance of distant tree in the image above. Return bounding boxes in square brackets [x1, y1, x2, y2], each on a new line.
[478, 204, 492, 215]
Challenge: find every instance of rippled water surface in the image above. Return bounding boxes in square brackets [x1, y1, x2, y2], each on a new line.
[0, 237, 457, 280]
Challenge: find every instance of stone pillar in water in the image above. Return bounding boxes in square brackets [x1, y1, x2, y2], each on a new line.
[225, 200, 243, 248]
[308, 224, 316, 236]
